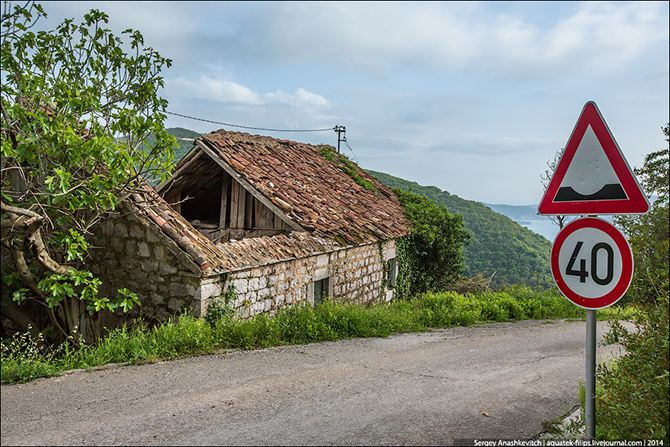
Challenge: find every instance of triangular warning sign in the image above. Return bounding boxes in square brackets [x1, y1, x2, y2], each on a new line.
[538, 101, 650, 215]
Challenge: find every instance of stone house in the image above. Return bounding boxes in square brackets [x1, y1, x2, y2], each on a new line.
[90, 129, 411, 327]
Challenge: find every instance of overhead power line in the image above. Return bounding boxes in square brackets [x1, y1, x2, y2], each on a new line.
[165, 111, 335, 133]
[344, 140, 359, 164]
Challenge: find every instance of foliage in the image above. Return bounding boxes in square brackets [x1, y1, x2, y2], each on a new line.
[1, 2, 175, 343]
[393, 188, 471, 299]
[595, 295, 669, 441]
[319, 145, 377, 191]
[2, 287, 586, 384]
[614, 124, 669, 305]
[0, 325, 78, 383]
[204, 285, 236, 328]
[368, 170, 553, 288]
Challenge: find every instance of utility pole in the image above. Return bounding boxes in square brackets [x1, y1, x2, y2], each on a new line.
[334, 125, 346, 153]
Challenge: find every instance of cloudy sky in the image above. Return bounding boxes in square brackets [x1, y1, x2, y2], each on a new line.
[40, 2, 669, 206]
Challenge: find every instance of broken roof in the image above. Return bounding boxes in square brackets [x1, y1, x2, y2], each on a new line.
[128, 185, 344, 275]
[136, 130, 411, 275]
[164, 129, 410, 245]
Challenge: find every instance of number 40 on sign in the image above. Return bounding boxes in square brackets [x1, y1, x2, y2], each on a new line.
[551, 217, 634, 310]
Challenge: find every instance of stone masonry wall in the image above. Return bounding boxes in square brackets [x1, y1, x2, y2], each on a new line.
[202, 239, 398, 319]
[89, 213, 202, 327]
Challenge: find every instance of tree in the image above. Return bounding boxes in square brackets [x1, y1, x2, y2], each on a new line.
[1, 2, 176, 343]
[540, 148, 574, 230]
[614, 124, 669, 304]
[393, 188, 471, 299]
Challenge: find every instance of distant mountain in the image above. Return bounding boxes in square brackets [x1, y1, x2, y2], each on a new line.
[482, 204, 542, 222]
[367, 170, 553, 288]
[166, 127, 201, 162]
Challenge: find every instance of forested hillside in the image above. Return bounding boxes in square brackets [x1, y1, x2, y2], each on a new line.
[167, 127, 201, 162]
[367, 170, 553, 288]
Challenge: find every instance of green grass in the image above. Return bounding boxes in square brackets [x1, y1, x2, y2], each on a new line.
[0, 287, 625, 384]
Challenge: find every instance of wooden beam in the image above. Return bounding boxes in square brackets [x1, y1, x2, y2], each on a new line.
[230, 180, 240, 228]
[196, 139, 306, 233]
[155, 150, 204, 194]
[259, 202, 274, 229]
[254, 198, 263, 229]
[244, 191, 253, 228]
[219, 171, 229, 228]
[236, 182, 246, 228]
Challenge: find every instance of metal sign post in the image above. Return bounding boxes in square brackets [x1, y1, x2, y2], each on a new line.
[585, 309, 597, 439]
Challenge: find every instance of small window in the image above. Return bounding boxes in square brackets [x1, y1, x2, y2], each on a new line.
[387, 258, 397, 288]
[314, 277, 329, 305]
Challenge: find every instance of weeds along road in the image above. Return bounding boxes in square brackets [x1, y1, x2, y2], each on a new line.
[1, 319, 627, 446]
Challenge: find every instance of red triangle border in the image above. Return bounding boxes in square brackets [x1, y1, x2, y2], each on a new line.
[538, 101, 649, 215]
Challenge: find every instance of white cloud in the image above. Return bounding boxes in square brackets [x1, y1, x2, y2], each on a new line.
[265, 88, 331, 108]
[487, 2, 669, 75]
[226, 2, 668, 77]
[167, 76, 330, 108]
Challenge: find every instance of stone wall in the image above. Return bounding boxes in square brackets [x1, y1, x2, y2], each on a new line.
[89, 212, 202, 327]
[207, 239, 398, 318]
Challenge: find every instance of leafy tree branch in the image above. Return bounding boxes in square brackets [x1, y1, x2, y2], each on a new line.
[1, 1, 175, 343]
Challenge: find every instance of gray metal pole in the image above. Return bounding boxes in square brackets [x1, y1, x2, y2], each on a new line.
[585, 309, 597, 440]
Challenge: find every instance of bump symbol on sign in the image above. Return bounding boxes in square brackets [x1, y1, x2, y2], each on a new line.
[554, 125, 627, 202]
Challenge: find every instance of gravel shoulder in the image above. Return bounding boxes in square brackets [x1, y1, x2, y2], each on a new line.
[1, 319, 628, 446]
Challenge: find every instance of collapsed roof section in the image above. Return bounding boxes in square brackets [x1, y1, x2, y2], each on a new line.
[127, 185, 345, 275]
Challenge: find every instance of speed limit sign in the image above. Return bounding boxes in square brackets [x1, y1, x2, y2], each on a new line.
[551, 217, 633, 309]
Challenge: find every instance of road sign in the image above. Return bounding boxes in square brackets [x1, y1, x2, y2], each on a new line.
[538, 101, 650, 215]
[551, 217, 633, 309]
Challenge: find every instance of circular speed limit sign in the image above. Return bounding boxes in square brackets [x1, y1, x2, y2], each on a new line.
[551, 217, 633, 309]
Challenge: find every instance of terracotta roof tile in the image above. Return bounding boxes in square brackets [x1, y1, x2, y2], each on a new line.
[199, 130, 410, 243]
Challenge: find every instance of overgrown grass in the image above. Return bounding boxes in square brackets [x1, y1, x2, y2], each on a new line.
[0, 287, 623, 384]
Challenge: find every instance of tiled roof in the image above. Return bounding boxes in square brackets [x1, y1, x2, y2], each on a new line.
[212, 231, 344, 271]
[130, 130, 410, 276]
[198, 130, 410, 244]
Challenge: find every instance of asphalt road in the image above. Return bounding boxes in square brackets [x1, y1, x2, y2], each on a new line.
[1, 318, 627, 446]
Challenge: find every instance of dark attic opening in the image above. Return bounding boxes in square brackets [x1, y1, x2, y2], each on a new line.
[159, 150, 292, 243]
[176, 157, 224, 225]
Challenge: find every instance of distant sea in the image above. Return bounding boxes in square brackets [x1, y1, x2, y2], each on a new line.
[517, 219, 560, 241]
[482, 203, 615, 242]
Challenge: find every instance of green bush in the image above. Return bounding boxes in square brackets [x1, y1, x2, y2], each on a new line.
[595, 295, 669, 441]
[393, 188, 471, 299]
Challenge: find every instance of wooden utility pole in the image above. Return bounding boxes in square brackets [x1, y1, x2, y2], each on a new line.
[334, 125, 346, 153]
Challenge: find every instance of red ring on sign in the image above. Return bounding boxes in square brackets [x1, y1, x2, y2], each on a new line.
[551, 217, 633, 309]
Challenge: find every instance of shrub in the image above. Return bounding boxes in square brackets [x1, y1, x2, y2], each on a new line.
[596, 294, 669, 441]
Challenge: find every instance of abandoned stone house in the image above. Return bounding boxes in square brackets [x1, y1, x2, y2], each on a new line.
[89, 129, 411, 326]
